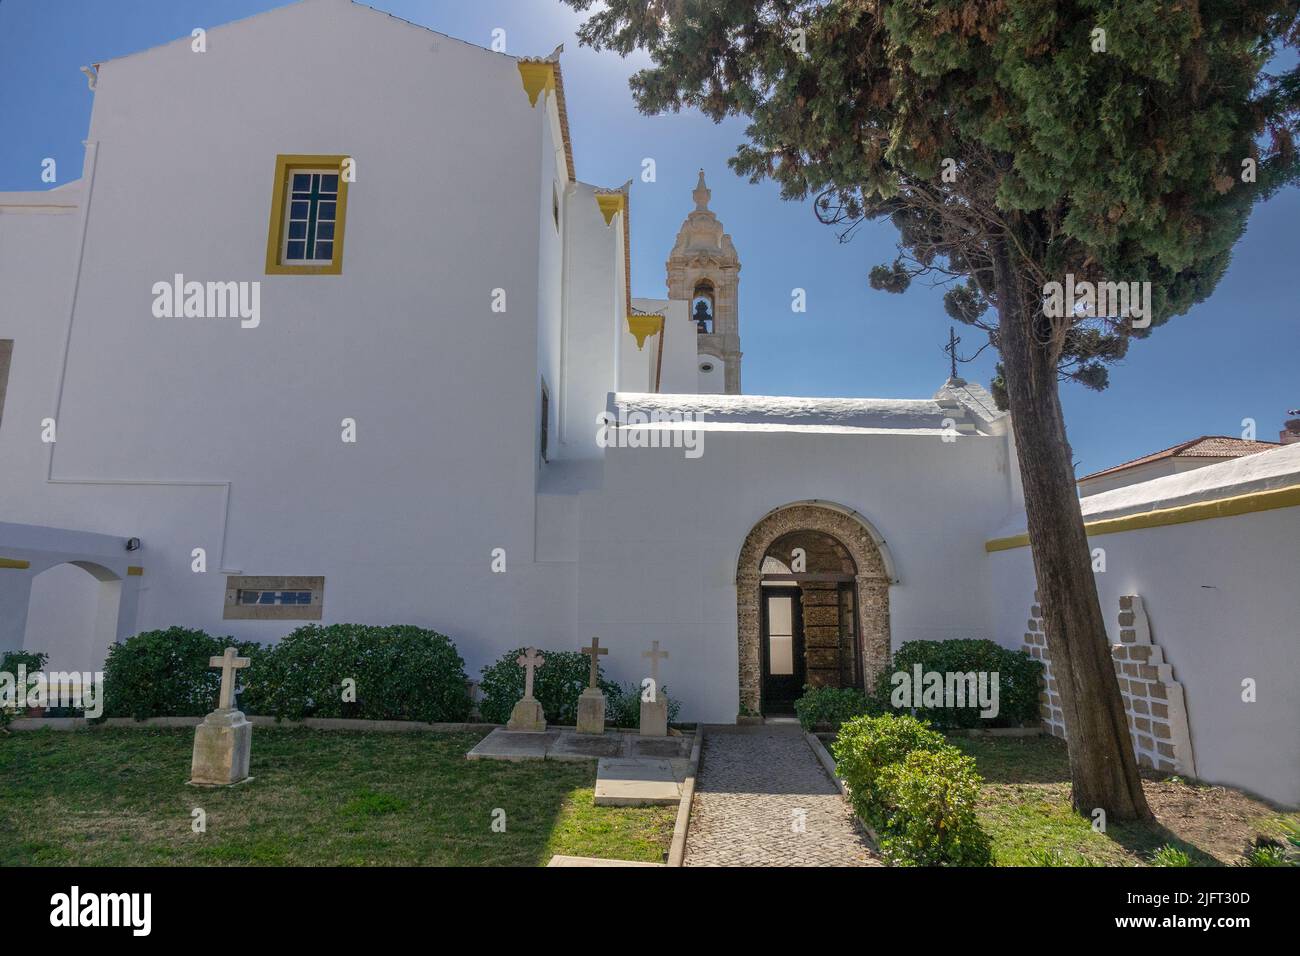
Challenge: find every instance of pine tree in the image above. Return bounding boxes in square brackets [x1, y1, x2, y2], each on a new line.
[564, 0, 1299, 818]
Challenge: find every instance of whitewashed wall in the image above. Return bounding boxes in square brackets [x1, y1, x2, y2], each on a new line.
[576, 423, 1019, 723]
[989, 455, 1300, 807]
[0, 0, 578, 677]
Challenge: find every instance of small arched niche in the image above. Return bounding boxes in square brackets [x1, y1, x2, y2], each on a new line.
[22, 561, 122, 673]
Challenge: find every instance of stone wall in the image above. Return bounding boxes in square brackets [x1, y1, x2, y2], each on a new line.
[1020, 590, 1066, 739]
[1021, 592, 1197, 776]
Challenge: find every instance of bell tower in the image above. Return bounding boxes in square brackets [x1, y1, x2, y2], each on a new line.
[667, 170, 742, 393]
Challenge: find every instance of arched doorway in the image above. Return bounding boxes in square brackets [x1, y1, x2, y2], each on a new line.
[22, 561, 122, 673]
[736, 502, 894, 715]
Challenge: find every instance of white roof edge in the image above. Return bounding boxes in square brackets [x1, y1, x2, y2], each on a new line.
[92, 0, 522, 71]
[609, 391, 994, 434]
[992, 442, 1300, 538]
[0, 185, 82, 210]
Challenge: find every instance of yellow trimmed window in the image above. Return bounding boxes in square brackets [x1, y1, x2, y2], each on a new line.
[265, 154, 350, 274]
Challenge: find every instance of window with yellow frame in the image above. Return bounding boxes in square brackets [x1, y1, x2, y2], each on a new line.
[265, 154, 350, 275]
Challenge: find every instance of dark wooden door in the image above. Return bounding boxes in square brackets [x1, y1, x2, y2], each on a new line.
[761, 588, 804, 714]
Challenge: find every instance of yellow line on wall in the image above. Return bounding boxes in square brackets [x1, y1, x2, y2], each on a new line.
[985, 482, 1300, 553]
[0, 557, 31, 570]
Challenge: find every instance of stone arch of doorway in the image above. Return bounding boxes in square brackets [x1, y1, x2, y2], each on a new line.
[735, 501, 896, 716]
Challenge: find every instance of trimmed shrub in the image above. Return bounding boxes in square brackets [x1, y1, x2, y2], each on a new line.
[101, 627, 264, 720]
[794, 685, 876, 731]
[874, 748, 992, 866]
[477, 648, 618, 725]
[832, 713, 948, 826]
[1, 650, 50, 726]
[831, 712, 992, 866]
[867, 638, 1043, 729]
[243, 624, 471, 723]
[605, 682, 681, 729]
[1, 649, 48, 674]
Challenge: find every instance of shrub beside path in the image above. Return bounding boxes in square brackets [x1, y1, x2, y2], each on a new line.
[684, 723, 880, 867]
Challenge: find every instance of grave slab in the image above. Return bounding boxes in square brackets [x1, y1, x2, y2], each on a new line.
[594, 757, 683, 806]
[547, 855, 665, 867]
[631, 736, 689, 760]
[550, 731, 625, 761]
[466, 729, 558, 761]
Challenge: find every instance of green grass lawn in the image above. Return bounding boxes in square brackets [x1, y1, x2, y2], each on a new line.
[0, 728, 675, 866]
[951, 735, 1298, 866]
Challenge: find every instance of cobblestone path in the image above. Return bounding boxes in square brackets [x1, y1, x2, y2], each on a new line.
[684, 725, 880, 867]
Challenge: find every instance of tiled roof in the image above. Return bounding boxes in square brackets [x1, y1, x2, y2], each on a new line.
[1079, 436, 1280, 482]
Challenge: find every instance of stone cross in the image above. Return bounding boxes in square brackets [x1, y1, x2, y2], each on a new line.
[580, 637, 608, 689]
[516, 647, 545, 700]
[209, 647, 250, 710]
[642, 640, 669, 688]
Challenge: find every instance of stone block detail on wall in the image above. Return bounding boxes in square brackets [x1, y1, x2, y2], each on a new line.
[1021, 591, 1197, 777]
[1112, 595, 1197, 777]
[1020, 589, 1066, 739]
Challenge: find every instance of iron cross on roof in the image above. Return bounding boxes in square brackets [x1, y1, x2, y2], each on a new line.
[944, 327, 961, 380]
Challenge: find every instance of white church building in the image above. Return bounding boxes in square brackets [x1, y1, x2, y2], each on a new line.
[2, 0, 1296, 805]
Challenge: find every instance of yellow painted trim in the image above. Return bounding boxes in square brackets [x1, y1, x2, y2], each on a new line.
[0, 557, 31, 570]
[627, 314, 663, 351]
[595, 192, 625, 226]
[984, 533, 1030, 553]
[264, 154, 351, 276]
[985, 482, 1300, 552]
[127, 566, 144, 576]
[517, 61, 556, 108]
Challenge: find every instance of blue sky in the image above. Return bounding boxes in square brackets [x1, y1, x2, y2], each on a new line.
[2, 0, 1296, 475]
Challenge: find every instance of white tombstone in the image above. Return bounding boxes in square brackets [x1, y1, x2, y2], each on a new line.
[640, 640, 670, 737]
[576, 637, 608, 735]
[507, 647, 547, 733]
[189, 647, 253, 786]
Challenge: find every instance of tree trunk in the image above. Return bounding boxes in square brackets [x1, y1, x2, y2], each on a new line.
[992, 235, 1152, 821]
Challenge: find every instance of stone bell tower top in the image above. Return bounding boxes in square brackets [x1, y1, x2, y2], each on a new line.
[692, 168, 711, 210]
[667, 170, 742, 393]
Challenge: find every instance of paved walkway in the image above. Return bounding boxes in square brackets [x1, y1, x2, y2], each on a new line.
[684, 724, 880, 867]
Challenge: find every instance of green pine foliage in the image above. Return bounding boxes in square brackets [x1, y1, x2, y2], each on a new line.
[564, 0, 1300, 395]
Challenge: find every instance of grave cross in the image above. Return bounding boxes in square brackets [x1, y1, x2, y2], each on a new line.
[516, 647, 545, 700]
[580, 637, 608, 689]
[209, 646, 250, 710]
[642, 640, 669, 688]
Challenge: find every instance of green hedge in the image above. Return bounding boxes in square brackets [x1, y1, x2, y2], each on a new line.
[832, 713, 991, 866]
[1, 650, 50, 727]
[101, 624, 471, 723]
[794, 686, 877, 731]
[874, 748, 991, 866]
[242, 624, 471, 723]
[477, 648, 618, 725]
[868, 639, 1042, 729]
[101, 627, 265, 720]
